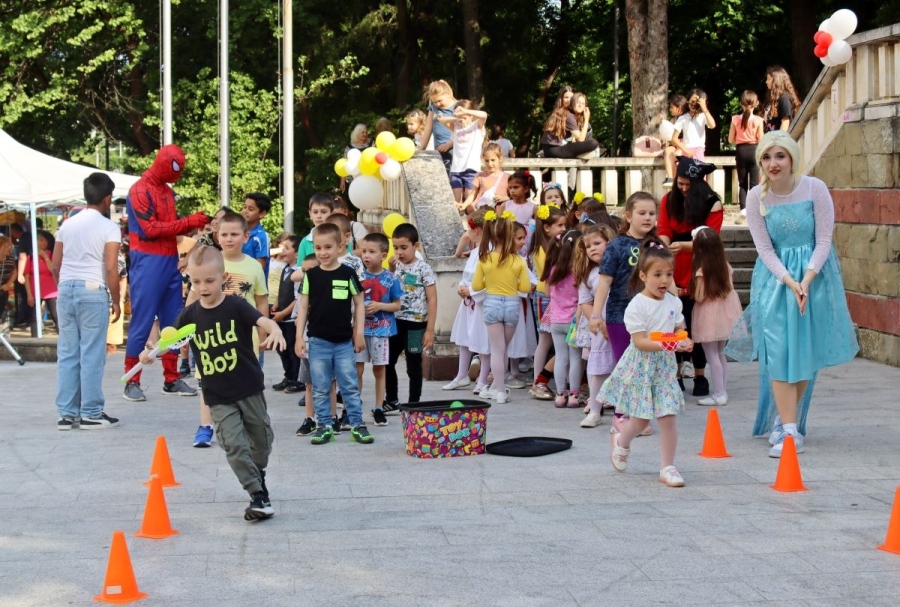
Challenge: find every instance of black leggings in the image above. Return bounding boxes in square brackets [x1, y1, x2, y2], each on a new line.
[541, 139, 599, 159]
[677, 295, 706, 371]
[386, 319, 426, 404]
[735, 144, 759, 211]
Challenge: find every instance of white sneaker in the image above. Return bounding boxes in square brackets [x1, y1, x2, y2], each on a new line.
[768, 416, 784, 445]
[610, 433, 630, 472]
[697, 394, 728, 406]
[494, 389, 510, 404]
[478, 387, 494, 400]
[659, 465, 685, 487]
[580, 411, 603, 428]
[468, 356, 481, 381]
[768, 432, 804, 458]
[505, 377, 528, 389]
[442, 378, 471, 390]
[583, 404, 592, 415]
[472, 383, 487, 395]
[680, 361, 695, 378]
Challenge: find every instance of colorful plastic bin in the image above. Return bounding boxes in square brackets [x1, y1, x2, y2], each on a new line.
[399, 400, 490, 458]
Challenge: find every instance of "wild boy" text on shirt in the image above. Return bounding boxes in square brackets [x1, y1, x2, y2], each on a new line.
[193, 320, 238, 375]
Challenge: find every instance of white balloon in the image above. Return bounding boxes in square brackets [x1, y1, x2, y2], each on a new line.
[821, 54, 838, 67]
[828, 9, 857, 40]
[348, 175, 384, 210]
[379, 159, 402, 181]
[346, 148, 361, 162]
[827, 39, 853, 65]
[345, 159, 360, 177]
[819, 19, 832, 34]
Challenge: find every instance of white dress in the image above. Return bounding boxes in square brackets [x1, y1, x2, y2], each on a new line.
[508, 262, 538, 358]
[450, 248, 490, 355]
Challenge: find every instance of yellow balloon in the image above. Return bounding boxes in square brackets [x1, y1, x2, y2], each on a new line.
[382, 212, 407, 238]
[159, 326, 178, 341]
[375, 131, 396, 152]
[361, 146, 380, 164]
[334, 158, 349, 178]
[382, 242, 395, 270]
[388, 137, 416, 162]
[359, 156, 380, 176]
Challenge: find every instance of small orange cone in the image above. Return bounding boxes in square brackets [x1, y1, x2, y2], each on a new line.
[698, 409, 731, 458]
[94, 530, 148, 604]
[770, 435, 808, 492]
[877, 486, 900, 554]
[134, 475, 179, 539]
[144, 436, 179, 487]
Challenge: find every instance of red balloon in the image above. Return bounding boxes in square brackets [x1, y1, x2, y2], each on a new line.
[818, 32, 833, 47]
[813, 31, 823, 44]
[375, 152, 388, 165]
[814, 44, 829, 58]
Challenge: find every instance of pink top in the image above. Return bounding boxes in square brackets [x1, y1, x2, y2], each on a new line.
[746, 175, 834, 283]
[504, 200, 535, 226]
[547, 270, 578, 324]
[731, 114, 764, 145]
[24, 253, 58, 299]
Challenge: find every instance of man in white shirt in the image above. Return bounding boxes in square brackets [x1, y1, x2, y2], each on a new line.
[51, 173, 123, 430]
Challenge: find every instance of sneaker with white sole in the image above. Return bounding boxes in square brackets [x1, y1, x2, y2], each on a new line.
[467, 356, 481, 381]
[478, 387, 494, 400]
[610, 433, 630, 472]
[768, 432, 804, 458]
[494, 389, 510, 404]
[80, 412, 120, 429]
[472, 383, 487, 396]
[193, 425, 214, 447]
[697, 395, 728, 406]
[442, 378, 471, 390]
[529, 383, 554, 400]
[768, 416, 784, 445]
[244, 491, 274, 521]
[506, 377, 528, 390]
[162, 379, 198, 397]
[659, 465, 685, 487]
[123, 382, 146, 402]
[680, 361, 695, 378]
[518, 358, 533, 373]
[372, 408, 388, 426]
[580, 411, 603, 428]
[57, 416, 78, 431]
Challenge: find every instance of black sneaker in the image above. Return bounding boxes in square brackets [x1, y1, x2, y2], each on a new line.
[162, 379, 198, 397]
[350, 425, 375, 444]
[372, 408, 388, 426]
[692, 376, 710, 397]
[272, 379, 290, 392]
[310, 425, 335, 445]
[80, 412, 120, 429]
[57, 417, 77, 431]
[338, 409, 351, 431]
[332, 415, 343, 435]
[295, 417, 316, 436]
[179, 362, 191, 378]
[284, 381, 303, 394]
[382, 400, 400, 415]
[243, 491, 274, 521]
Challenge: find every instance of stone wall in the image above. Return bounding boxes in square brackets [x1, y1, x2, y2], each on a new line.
[809, 111, 900, 367]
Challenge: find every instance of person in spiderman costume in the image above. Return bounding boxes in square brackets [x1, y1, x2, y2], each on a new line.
[123, 144, 210, 402]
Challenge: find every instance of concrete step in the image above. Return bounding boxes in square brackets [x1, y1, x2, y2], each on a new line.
[736, 288, 750, 306]
[721, 225, 754, 247]
[725, 247, 758, 267]
[733, 267, 753, 287]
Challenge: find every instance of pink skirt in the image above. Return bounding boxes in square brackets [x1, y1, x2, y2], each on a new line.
[692, 290, 742, 343]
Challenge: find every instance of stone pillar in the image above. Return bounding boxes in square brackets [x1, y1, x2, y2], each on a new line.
[400, 151, 466, 380]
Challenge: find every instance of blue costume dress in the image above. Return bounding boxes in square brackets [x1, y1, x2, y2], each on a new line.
[726, 176, 858, 436]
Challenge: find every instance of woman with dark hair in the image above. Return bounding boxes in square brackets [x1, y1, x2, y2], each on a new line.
[657, 157, 724, 397]
[540, 92, 600, 160]
[555, 85, 574, 109]
[763, 66, 801, 132]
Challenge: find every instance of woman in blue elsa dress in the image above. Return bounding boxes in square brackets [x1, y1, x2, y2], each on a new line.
[731, 130, 858, 458]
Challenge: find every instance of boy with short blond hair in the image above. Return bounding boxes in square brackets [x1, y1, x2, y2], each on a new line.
[143, 245, 285, 520]
[357, 233, 403, 426]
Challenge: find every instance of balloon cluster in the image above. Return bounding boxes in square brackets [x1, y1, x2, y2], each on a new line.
[334, 133, 417, 211]
[813, 9, 857, 66]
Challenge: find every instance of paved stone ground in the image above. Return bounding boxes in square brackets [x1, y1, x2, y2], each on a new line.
[1, 354, 900, 606]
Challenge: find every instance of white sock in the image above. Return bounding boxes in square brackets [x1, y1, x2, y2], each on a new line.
[783, 422, 798, 436]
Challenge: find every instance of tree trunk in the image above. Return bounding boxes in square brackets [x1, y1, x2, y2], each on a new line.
[460, 0, 484, 107]
[625, 0, 668, 140]
[789, 0, 819, 99]
[394, 0, 415, 108]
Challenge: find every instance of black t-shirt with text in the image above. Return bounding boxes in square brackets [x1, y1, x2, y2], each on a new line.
[176, 295, 264, 405]
[301, 264, 362, 343]
[766, 92, 794, 132]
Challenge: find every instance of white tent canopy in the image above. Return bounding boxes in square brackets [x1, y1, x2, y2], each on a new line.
[0, 129, 140, 338]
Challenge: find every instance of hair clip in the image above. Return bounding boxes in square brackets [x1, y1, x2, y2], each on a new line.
[542, 182, 563, 191]
[573, 192, 586, 205]
[648, 242, 667, 250]
[690, 225, 710, 239]
[500, 210, 515, 221]
[593, 193, 606, 203]
[467, 217, 478, 230]
[484, 210, 497, 222]
[536, 205, 550, 220]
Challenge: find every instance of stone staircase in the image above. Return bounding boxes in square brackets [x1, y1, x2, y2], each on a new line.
[722, 225, 756, 307]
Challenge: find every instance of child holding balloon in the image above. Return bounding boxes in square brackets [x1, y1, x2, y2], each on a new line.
[436, 99, 488, 205]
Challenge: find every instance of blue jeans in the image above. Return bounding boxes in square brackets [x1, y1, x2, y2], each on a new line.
[55, 281, 111, 419]
[308, 337, 364, 428]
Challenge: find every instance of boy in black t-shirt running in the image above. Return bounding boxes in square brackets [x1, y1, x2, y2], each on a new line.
[141, 246, 286, 521]
[295, 223, 373, 445]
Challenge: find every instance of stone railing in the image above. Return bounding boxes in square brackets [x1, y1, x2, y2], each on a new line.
[368, 155, 738, 222]
[791, 23, 900, 174]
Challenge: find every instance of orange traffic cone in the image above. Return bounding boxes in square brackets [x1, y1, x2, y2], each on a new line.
[94, 530, 148, 604]
[877, 486, 900, 554]
[144, 436, 179, 487]
[770, 435, 808, 492]
[698, 409, 731, 458]
[135, 475, 179, 539]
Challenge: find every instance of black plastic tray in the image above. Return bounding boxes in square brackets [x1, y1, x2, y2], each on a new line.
[485, 436, 573, 457]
